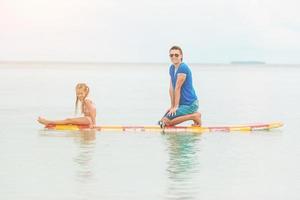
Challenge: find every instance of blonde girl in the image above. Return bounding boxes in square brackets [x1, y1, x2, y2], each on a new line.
[38, 83, 96, 128]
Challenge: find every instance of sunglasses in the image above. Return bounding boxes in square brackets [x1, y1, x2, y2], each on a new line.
[169, 54, 180, 58]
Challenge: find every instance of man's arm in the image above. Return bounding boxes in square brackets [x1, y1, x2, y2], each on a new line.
[173, 73, 186, 108]
[169, 79, 174, 108]
[167, 73, 186, 116]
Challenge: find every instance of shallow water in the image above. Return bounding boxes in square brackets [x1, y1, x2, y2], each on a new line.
[0, 63, 299, 200]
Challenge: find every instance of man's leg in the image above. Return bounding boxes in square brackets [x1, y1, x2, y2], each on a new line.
[162, 112, 201, 126]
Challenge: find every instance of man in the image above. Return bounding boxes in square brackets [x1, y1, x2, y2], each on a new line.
[159, 46, 201, 127]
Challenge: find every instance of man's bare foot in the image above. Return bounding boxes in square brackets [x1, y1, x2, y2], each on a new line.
[162, 117, 171, 127]
[192, 112, 201, 127]
[37, 117, 50, 125]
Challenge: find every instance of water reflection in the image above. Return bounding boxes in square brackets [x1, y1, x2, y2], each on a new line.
[73, 130, 96, 183]
[39, 128, 97, 199]
[164, 133, 202, 200]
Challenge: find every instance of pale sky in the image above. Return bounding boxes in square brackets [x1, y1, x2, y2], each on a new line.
[0, 0, 299, 64]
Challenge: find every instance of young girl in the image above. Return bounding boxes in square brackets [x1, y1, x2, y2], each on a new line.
[38, 83, 96, 128]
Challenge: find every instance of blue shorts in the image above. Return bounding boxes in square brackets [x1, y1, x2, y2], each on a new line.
[165, 100, 199, 120]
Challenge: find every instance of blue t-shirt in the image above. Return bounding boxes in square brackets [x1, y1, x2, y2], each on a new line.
[169, 62, 198, 105]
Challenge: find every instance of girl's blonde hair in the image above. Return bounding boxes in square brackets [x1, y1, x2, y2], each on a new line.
[75, 83, 90, 114]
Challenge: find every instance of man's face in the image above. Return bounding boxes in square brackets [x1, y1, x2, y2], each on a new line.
[169, 49, 182, 65]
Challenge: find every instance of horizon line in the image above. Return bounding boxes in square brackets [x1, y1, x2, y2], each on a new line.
[0, 61, 299, 65]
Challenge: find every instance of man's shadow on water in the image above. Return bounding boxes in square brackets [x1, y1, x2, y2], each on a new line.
[163, 132, 202, 200]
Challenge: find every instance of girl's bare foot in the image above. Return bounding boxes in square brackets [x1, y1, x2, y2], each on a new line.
[37, 117, 50, 125]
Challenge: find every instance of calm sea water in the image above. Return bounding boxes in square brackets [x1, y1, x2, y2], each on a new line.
[0, 63, 299, 200]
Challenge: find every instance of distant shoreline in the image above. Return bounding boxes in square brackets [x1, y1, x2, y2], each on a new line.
[0, 61, 299, 66]
[231, 61, 266, 64]
[0, 61, 224, 65]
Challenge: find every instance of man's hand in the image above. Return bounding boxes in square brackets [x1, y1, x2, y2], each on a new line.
[168, 106, 178, 117]
[166, 107, 172, 113]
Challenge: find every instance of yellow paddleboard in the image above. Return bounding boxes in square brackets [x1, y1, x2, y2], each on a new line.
[44, 122, 283, 133]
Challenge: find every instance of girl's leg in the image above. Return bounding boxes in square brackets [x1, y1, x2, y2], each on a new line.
[38, 116, 92, 126]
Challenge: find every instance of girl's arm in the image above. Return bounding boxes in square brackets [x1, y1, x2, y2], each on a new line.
[85, 100, 96, 126]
